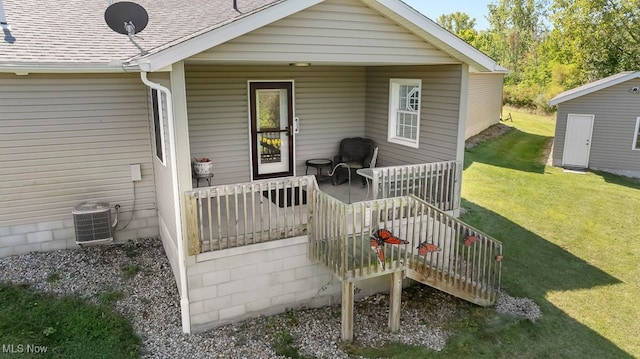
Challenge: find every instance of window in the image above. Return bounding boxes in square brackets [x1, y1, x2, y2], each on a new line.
[388, 79, 421, 148]
[151, 89, 166, 165]
[634, 117, 640, 150]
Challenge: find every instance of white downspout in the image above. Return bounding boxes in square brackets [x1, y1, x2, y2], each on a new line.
[0, 0, 7, 25]
[140, 72, 191, 334]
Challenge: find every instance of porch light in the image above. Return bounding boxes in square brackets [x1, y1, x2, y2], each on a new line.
[289, 62, 310, 67]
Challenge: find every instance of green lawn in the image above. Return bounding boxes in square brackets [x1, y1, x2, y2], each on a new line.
[456, 108, 640, 358]
[352, 108, 640, 358]
[0, 282, 140, 358]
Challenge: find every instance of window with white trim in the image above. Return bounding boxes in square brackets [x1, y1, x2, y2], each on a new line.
[388, 79, 421, 148]
[634, 117, 640, 150]
[151, 89, 166, 165]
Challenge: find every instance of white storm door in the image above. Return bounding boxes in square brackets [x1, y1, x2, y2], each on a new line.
[562, 114, 594, 168]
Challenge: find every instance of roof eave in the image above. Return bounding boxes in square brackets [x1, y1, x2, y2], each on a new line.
[549, 71, 640, 106]
[360, 0, 504, 73]
[0, 61, 140, 74]
[129, 0, 505, 73]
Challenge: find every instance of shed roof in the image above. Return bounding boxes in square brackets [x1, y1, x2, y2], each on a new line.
[548, 71, 640, 106]
[0, 0, 506, 74]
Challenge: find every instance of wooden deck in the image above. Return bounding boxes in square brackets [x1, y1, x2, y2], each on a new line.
[312, 232, 501, 306]
[307, 190, 502, 341]
[308, 194, 502, 304]
[183, 163, 501, 342]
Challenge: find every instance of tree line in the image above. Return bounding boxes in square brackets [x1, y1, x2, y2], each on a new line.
[437, 0, 640, 113]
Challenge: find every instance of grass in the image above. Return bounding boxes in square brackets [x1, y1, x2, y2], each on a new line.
[99, 289, 125, 306]
[350, 107, 640, 358]
[273, 330, 314, 359]
[456, 107, 640, 358]
[46, 272, 61, 283]
[122, 264, 141, 280]
[0, 282, 140, 358]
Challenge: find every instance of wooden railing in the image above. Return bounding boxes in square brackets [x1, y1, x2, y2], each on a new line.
[404, 195, 503, 306]
[184, 176, 317, 255]
[370, 161, 462, 212]
[308, 190, 503, 305]
[308, 193, 410, 280]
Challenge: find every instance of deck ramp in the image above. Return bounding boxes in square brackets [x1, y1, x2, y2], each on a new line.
[308, 192, 503, 307]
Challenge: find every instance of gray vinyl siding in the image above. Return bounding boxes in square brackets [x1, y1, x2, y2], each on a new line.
[466, 73, 503, 139]
[192, 0, 455, 65]
[0, 73, 157, 228]
[365, 65, 463, 166]
[185, 65, 367, 184]
[553, 79, 640, 176]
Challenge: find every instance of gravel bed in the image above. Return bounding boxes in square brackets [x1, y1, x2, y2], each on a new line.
[0, 238, 540, 358]
[495, 291, 542, 322]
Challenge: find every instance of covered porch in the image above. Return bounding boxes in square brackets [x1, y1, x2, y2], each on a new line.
[140, 0, 507, 335]
[175, 55, 478, 337]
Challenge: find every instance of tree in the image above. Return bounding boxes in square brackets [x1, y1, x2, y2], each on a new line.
[437, 12, 479, 44]
[485, 0, 549, 76]
[437, 12, 477, 34]
[551, 0, 640, 81]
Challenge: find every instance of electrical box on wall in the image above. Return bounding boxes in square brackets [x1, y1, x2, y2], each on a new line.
[130, 164, 141, 181]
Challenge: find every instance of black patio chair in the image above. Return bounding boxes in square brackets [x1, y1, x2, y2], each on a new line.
[332, 137, 377, 186]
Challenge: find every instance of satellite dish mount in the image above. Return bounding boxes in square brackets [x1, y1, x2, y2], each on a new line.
[104, 1, 149, 55]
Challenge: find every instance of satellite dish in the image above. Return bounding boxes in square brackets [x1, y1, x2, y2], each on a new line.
[104, 1, 148, 35]
[104, 1, 149, 55]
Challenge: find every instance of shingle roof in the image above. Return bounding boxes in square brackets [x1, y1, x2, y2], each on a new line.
[0, 0, 505, 74]
[0, 0, 279, 66]
[548, 71, 640, 106]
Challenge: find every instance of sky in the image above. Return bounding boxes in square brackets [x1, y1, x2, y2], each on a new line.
[401, 1, 493, 30]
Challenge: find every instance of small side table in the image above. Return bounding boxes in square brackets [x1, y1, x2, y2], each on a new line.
[305, 159, 333, 182]
[193, 173, 214, 188]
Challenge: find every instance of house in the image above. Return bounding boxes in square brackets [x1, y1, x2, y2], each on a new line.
[0, 0, 505, 339]
[465, 72, 505, 139]
[549, 71, 640, 178]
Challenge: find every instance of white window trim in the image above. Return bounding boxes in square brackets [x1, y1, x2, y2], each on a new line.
[633, 117, 640, 151]
[151, 89, 167, 166]
[388, 78, 421, 149]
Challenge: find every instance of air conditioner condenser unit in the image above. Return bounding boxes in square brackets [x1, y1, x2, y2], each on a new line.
[72, 201, 118, 245]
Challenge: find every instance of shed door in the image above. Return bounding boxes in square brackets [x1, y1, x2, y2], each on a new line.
[562, 114, 594, 168]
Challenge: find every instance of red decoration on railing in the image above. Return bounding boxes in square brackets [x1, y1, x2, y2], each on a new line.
[369, 229, 409, 270]
[372, 229, 409, 245]
[370, 239, 385, 270]
[417, 241, 441, 255]
[464, 235, 477, 246]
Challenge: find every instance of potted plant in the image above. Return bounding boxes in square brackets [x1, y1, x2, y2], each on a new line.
[192, 157, 213, 175]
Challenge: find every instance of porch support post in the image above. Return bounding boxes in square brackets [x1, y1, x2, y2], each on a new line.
[341, 280, 354, 342]
[455, 63, 470, 163]
[170, 61, 192, 195]
[388, 270, 402, 333]
[170, 61, 193, 333]
[453, 64, 469, 216]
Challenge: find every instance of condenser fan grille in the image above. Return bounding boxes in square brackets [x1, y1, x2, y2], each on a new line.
[73, 202, 113, 244]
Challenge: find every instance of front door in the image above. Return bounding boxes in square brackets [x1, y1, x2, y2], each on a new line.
[562, 114, 594, 168]
[250, 82, 294, 179]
